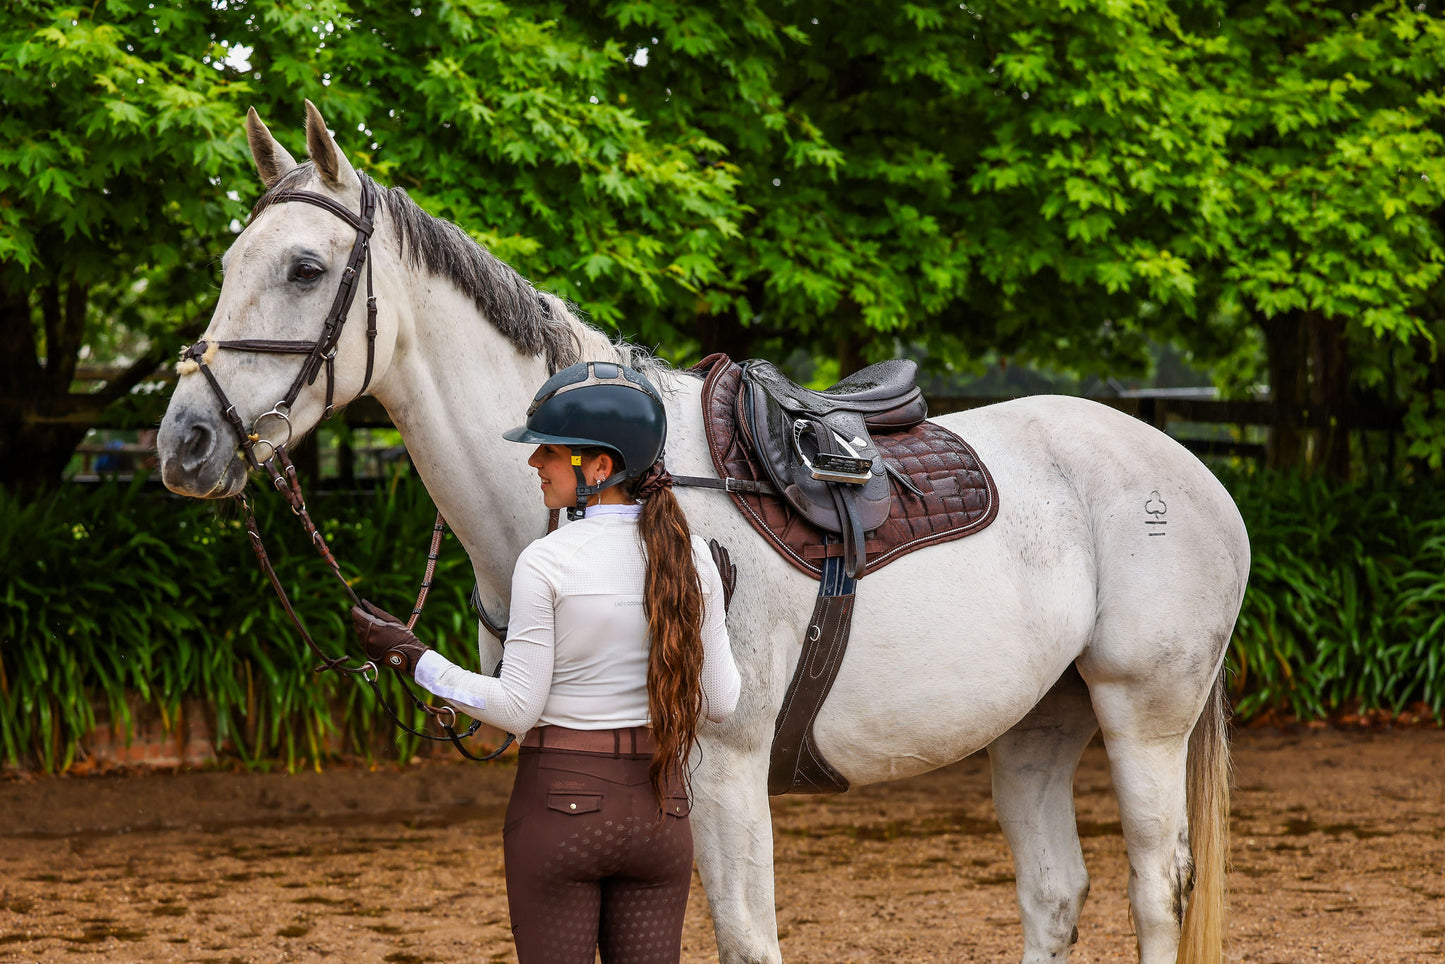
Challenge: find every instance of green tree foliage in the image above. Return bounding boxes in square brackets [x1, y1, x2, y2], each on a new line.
[0, 0, 754, 493]
[1184, 2, 1445, 471]
[1193, 2, 1444, 334]
[580, 0, 1445, 424]
[961, 0, 1445, 470]
[3, 0, 1444, 491]
[0, 1, 252, 493]
[538, 0, 1237, 372]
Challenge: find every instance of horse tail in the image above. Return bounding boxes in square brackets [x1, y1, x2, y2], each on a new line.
[1177, 668, 1231, 964]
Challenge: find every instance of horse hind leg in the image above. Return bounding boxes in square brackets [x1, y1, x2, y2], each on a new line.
[1082, 664, 1230, 964]
[987, 666, 1099, 963]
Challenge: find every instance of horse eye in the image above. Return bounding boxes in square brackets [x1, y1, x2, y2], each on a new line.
[292, 261, 324, 282]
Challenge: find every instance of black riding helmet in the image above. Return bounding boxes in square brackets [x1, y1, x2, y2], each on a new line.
[503, 361, 667, 519]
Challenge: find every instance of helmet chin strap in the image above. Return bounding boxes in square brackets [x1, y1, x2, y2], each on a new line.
[567, 448, 628, 520]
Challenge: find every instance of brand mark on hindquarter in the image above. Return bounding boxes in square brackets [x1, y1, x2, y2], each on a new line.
[1144, 491, 1168, 536]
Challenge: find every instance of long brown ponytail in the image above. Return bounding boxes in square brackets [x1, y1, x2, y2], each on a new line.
[634, 483, 705, 804]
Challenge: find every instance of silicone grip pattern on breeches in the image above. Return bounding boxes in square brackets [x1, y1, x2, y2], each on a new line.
[503, 747, 693, 964]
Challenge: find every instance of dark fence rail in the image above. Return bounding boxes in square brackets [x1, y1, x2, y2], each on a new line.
[57, 365, 1406, 479]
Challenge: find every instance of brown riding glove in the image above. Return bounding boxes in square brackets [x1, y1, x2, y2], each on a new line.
[351, 601, 431, 675]
[708, 538, 737, 613]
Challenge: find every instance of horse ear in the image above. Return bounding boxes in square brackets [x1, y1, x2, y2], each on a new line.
[245, 107, 297, 188]
[303, 99, 358, 191]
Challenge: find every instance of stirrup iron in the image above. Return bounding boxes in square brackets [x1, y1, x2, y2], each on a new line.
[792, 419, 872, 485]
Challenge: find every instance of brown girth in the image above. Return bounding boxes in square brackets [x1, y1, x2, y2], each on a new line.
[768, 553, 856, 794]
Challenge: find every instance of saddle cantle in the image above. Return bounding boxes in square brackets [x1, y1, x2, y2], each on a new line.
[742, 357, 927, 425]
[685, 353, 1000, 796]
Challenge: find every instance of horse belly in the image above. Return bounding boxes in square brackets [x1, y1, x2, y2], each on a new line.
[806, 521, 1095, 787]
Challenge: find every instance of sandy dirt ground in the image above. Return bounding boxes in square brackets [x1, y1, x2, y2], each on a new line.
[1, 725, 1442, 963]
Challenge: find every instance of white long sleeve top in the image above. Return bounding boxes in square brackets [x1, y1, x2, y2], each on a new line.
[414, 503, 741, 735]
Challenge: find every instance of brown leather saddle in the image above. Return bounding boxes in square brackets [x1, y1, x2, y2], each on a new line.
[679, 354, 1000, 794]
[685, 354, 998, 579]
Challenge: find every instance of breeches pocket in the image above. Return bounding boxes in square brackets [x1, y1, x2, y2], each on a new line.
[504, 747, 666, 841]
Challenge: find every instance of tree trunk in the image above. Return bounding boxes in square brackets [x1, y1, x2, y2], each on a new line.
[0, 277, 99, 496]
[337, 434, 357, 489]
[1308, 312, 1351, 479]
[832, 297, 868, 381]
[1261, 309, 1307, 471]
[0, 417, 91, 497]
[836, 333, 865, 381]
[290, 431, 321, 483]
[694, 279, 768, 362]
[695, 310, 754, 362]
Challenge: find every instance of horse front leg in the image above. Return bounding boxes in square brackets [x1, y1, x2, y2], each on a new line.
[690, 729, 782, 964]
[988, 665, 1099, 964]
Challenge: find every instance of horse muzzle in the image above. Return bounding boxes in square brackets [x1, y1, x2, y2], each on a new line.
[157, 404, 250, 499]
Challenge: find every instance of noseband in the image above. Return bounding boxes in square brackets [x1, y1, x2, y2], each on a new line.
[182, 175, 379, 469]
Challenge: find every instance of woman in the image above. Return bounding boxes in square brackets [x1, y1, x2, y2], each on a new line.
[351, 360, 742, 964]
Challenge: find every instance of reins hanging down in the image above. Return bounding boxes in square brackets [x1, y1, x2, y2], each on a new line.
[184, 175, 511, 762]
[237, 452, 511, 762]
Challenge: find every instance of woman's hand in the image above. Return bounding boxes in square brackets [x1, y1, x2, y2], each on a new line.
[351, 601, 431, 675]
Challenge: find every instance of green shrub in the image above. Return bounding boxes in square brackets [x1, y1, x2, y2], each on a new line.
[0, 475, 483, 772]
[1226, 468, 1445, 720]
[4, 468, 1441, 773]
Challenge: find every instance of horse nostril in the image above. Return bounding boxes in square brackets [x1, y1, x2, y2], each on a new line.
[179, 422, 215, 472]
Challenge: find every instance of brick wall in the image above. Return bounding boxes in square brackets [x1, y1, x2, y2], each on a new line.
[49, 697, 515, 771]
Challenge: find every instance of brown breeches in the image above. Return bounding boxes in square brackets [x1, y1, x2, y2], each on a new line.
[503, 742, 693, 964]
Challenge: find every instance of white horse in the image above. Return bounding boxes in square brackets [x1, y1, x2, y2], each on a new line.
[157, 103, 1249, 964]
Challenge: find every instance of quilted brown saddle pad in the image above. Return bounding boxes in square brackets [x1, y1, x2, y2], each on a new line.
[690, 353, 1000, 578]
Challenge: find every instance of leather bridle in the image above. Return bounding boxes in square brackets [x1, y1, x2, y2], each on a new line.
[183, 173, 512, 762]
[182, 175, 380, 470]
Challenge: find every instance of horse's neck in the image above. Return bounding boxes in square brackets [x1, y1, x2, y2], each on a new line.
[370, 262, 617, 606]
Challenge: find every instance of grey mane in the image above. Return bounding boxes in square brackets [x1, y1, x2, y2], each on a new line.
[614, 343, 686, 385]
[373, 183, 686, 385]
[252, 166, 584, 374]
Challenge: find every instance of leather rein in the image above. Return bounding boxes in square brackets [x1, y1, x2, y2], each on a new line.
[182, 174, 512, 762]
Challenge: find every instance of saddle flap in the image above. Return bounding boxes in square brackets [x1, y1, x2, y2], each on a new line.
[741, 373, 890, 536]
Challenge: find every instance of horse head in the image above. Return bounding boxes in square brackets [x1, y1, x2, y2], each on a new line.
[158, 101, 396, 498]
